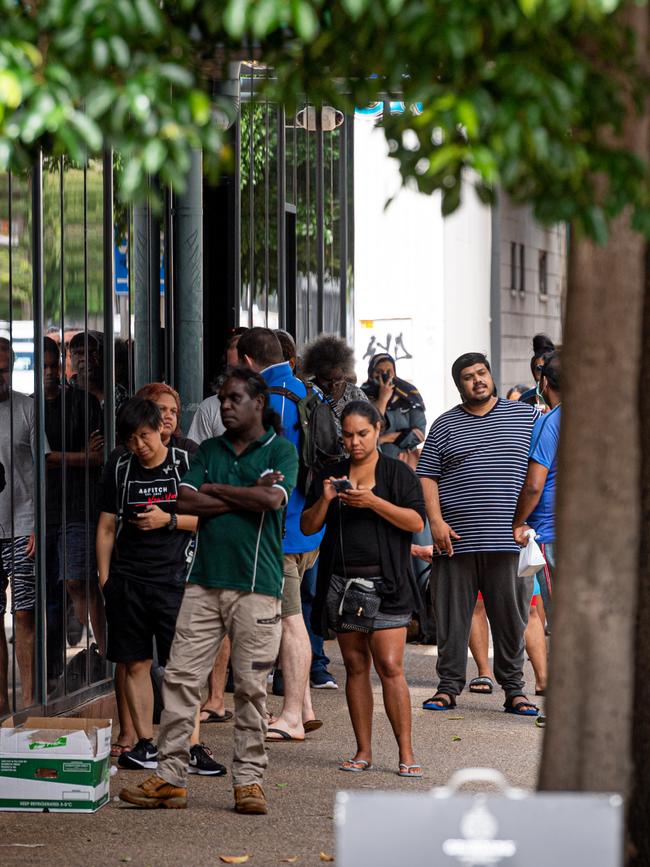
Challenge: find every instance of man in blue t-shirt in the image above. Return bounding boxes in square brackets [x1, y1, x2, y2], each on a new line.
[238, 328, 326, 741]
[513, 351, 561, 627]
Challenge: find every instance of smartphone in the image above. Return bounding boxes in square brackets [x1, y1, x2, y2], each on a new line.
[381, 371, 392, 384]
[332, 479, 353, 493]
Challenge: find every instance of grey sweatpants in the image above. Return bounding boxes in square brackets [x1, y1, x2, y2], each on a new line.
[156, 583, 282, 789]
[431, 552, 533, 699]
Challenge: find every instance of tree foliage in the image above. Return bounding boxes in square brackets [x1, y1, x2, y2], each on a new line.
[0, 0, 647, 237]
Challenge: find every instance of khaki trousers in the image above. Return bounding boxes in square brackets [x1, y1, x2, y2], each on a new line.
[156, 582, 282, 788]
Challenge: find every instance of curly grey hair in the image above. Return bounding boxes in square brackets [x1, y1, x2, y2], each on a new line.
[300, 334, 355, 379]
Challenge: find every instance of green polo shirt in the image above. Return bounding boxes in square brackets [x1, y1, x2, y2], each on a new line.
[180, 427, 298, 598]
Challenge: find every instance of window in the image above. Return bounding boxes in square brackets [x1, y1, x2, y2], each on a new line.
[510, 241, 517, 292]
[519, 244, 526, 293]
[539, 250, 548, 296]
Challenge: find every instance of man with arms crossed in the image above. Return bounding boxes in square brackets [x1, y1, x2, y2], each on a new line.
[237, 327, 325, 740]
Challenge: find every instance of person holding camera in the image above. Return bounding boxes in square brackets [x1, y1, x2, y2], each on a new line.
[361, 353, 426, 461]
[301, 401, 425, 778]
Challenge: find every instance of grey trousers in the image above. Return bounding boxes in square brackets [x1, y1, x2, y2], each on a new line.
[431, 552, 533, 698]
[156, 583, 281, 789]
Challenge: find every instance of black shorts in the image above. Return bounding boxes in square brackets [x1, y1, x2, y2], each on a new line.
[103, 575, 184, 665]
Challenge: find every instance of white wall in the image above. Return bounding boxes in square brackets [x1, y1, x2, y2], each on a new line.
[353, 115, 492, 423]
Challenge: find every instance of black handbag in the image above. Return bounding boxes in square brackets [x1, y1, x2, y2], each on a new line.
[338, 578, 382, 633]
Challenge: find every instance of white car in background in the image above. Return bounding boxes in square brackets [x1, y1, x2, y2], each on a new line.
[0, 320, 35, 396]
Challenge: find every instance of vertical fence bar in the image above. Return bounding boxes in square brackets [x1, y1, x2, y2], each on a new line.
[277, 107, 287, 329]
[32, 152, 47, 707]
[102, 150, 115, 453]
[316, 107, 325, 334]
[339, 116, 349, 340]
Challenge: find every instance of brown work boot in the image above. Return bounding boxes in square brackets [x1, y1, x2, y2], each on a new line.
[119, 774, 188, 809]
[234, 783, 267, 815]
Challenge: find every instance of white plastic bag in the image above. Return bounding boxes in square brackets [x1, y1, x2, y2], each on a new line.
[517, 529, 546, 578]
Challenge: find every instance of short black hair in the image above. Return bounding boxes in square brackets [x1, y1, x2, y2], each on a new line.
[301, 334, 355, 378]
[451, 353, 490, 390]
[274, 329, 296, 363]
[237, 327, 284, 368]
[221, 366, 283, 434]
[116, 397, 162, 443]
[44, 336, 59, 358]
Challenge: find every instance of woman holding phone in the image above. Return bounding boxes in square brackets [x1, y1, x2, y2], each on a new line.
[301, 401, 426, 777]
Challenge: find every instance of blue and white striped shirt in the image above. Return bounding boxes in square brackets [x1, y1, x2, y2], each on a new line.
[417, 398, 538, 554]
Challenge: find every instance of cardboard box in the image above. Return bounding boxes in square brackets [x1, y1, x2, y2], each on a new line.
[0, 716, 112, 812]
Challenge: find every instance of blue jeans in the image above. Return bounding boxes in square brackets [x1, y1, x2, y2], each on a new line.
[301, 560, 330, 675]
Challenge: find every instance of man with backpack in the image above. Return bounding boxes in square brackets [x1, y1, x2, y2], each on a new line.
[97, 398, 225, 776]
[237, 328, 327, 740]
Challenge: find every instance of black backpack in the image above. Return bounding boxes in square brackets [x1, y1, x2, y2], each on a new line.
[267, 385, 344, 494]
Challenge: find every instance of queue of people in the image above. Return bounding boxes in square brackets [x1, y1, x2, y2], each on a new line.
[0, 324, 560, 814]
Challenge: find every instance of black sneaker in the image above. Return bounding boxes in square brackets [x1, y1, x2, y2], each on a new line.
[188, 744, 227, 776]
[118, 738, 159, 770]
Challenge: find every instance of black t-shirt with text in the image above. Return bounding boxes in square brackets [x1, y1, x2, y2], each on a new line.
[99, 447, 194, 587]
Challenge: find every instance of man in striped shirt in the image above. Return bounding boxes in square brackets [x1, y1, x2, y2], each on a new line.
[416, 353, 539, 716]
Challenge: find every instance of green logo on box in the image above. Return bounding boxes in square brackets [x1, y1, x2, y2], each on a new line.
[28, 737, 68, 750]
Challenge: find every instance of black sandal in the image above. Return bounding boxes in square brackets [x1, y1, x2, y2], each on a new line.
[423, 693, 457, 711]
[504, 694, 539, 716]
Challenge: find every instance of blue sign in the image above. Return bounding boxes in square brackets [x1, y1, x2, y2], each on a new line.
[114, 239, 165, 296]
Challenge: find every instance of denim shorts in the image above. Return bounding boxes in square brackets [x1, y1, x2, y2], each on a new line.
[326, 573, 412, 633]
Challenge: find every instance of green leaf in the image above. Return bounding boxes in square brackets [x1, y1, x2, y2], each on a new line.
[342, 0, 368, 20]
[252, 0, 280, 37]
[92, 38, 109, 70]
[292, 0, 319, 41]
[143, 139, 166, 173]
[85, 85, 115, 119]
[68, 110, 102, 152]
[189, 90, 211, 125]
[224, 0, 249, 39]
[457, 99, 479, 138]
[109, 36, 130, 69]
[583, 205, 609, 245]
[158, 64, 194, 89]
[452, 736, 462, 742]
[441, 182, 461, 216]
[518, 0, 542, 16]
[135, 0, 164, 35]
[0, 70, 22, 109]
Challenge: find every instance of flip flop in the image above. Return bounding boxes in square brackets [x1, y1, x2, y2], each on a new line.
[110, 743, 132, 758]
[535, 689, 546, 696]
[398, 763, 423, 779]
[504, 695, 539, 716]
[199, 709, 233, 723]
[423, 693, 457, 711]
[304, 719, 323, 733]
[339, 759, 373, 773]
[469, 676, 494, 694]
[265, 727, 305, 742]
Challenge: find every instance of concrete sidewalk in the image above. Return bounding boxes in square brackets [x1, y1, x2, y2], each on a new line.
[0, 641, 542, 866]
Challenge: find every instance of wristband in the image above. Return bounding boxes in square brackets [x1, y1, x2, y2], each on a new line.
[167, 513, 178, 532]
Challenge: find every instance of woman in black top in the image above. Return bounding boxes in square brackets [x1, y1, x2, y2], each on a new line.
[301, 401, 425, 778]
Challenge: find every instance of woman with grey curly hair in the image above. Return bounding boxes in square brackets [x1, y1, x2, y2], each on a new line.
[300, 334, 368, 429]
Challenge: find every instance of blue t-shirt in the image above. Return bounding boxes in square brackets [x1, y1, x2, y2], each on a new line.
[262, 362, 325, 554]
[527, 405, 561, 544]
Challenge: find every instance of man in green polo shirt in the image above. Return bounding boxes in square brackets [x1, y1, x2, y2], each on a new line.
[119, 368, 298, 816]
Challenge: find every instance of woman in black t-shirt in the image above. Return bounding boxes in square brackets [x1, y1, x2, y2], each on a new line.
[301, 401, 426, 778]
